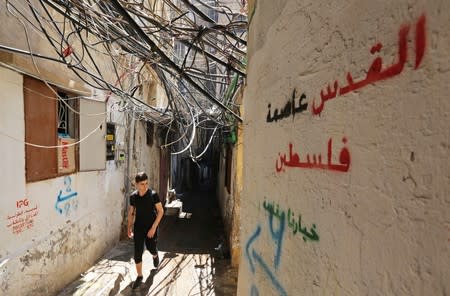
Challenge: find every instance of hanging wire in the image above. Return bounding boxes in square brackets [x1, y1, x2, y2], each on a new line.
[1, 0, 247, 157]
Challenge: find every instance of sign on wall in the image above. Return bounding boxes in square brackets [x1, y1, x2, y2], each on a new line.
[57, 137, 76, 173]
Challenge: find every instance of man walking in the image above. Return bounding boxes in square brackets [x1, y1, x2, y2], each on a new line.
[128, 172, 164, 289]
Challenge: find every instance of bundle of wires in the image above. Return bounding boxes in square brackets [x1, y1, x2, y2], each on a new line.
[1, 0, 247, 157]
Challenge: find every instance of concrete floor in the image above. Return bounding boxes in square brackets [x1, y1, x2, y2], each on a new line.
[57, 191, 237, 296]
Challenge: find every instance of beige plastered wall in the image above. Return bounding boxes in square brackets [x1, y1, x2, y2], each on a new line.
[238, 0, 449, 295]
[128, 66, 170, 196]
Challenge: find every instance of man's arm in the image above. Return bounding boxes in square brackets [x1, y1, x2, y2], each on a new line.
[147, 202, 164, 238]
[127, 205, 135, 238]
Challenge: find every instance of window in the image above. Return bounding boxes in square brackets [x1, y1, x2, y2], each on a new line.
[206, 64, 217, 96]
[24, 76, 79, 182]
[174, 41, 185, 64]
[57, 92, 78, 138]
[207, 6, 218, 23]
[146, 121, 154, 146]
[233, 14, 247, 36]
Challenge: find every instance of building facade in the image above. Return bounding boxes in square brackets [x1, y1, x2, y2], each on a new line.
[0, 3, 169, 295]
[238, 0, 449, 295]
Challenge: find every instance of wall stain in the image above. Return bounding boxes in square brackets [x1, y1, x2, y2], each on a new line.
[18, 222, 96, 274]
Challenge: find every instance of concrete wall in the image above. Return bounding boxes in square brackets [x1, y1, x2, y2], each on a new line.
[238, 1, 449, 295]
[217, 144, 235, 259]
[130, 119, 161, 193]
[217, 116, 243, 267]
[0, 67, 126, 295]
[126, 68, 170, 198]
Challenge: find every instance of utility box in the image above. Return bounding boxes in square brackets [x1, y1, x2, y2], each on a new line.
[106, 123, 115, 161]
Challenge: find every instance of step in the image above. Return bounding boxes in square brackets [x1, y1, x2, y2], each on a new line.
[164, 199, 182, 216]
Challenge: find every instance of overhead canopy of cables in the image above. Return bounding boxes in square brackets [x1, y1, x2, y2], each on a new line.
[2, 0, 247, 155]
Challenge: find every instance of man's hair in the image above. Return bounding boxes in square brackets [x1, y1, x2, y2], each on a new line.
[135, 172, 148, 183]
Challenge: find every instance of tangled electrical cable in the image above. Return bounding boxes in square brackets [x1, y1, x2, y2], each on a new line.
[2, 0, 247, 157]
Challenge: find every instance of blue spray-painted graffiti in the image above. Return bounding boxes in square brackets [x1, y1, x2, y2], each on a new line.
[245, 213, 288, 296]
[55, 176, 78, 216]
[268, 210, 285, 269]
[245, 225, 261, 274]
[252, 250, 287, 296]
[245, 200, 320, 295]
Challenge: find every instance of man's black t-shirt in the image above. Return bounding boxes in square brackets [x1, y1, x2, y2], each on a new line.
[130, 189, 160, 229]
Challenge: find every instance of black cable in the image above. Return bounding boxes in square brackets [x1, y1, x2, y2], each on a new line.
[109, 0, 242, 122]
[3, 0, 247, 154]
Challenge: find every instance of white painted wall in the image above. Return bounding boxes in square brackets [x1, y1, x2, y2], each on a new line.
[0, 67, 126, 295]
[0, 67, 26, 205]
[238, 1, 449, 295]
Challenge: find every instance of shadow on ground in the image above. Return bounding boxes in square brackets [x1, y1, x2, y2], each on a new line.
[57, 190, 237, 296]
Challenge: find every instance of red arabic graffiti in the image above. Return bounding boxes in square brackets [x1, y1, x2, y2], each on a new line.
[312, 14, 426, 115]
[276, 137, 350, 173]
[6, 199, 39, 235]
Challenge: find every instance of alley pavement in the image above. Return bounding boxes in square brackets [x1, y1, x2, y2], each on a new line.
[57, 190, 237, 296]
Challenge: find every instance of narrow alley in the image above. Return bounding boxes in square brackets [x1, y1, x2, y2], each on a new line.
[58, 190, 238, 296]
[1, 0, 449, 295]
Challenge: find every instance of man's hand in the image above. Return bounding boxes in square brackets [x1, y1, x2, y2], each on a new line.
[147, 226, 156, 238]
[127, 205, 135, 239]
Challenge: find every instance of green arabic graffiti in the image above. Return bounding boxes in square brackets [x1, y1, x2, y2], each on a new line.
[262, 199, 319, 242]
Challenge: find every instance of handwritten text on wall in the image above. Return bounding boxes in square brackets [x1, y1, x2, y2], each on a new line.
[6, 199, 39, 235]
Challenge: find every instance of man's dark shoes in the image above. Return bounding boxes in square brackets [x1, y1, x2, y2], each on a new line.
[132, 276, 143, 289]
[153, 255, 159, 268]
